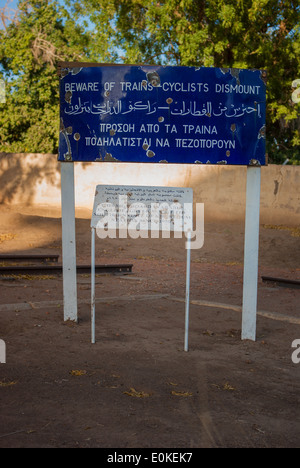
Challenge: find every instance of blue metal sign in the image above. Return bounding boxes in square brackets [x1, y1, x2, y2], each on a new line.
[58, 64, 266, 165]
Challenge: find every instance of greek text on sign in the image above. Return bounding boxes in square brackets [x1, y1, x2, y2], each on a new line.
[59, 64, 266, 165]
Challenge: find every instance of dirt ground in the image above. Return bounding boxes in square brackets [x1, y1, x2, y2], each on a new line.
[0, 204, 299, 448]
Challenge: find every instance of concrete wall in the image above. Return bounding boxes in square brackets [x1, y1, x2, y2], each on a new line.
[0, 152, 299, 226]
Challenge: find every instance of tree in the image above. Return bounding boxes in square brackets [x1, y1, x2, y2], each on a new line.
[0, 0, 299, 162]
[0, 0, 91, 153]
[67, 0, 300, 164]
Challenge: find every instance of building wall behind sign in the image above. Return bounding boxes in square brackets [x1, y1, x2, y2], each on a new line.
[0, 153, 299, 226]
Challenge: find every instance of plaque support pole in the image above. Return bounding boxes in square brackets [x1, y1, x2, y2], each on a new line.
[61, 162, 78, 322]
[91, 227, 96, 343]
[184, 230, 192, 352]
[242, 166, 261, 341]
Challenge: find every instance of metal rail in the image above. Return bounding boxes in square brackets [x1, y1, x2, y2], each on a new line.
[0, 254, 59, 263]
[262, 276, 300, 289]
[0, 263, 133, 276]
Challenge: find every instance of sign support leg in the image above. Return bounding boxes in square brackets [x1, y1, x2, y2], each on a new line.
[91, 227, 96, 344]
[184, 230, 192, 352]
[242, 166, 261, 341]
[61, 162, 78, 322]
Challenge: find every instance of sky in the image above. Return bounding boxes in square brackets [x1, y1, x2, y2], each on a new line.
[0, 0, 17, 31]
[0, 0, 85, 30]
[0, 0, 18, 11]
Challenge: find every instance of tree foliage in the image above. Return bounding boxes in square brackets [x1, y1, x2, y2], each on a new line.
[0, 0, 299, 163]
[0, 0, 91, 153]
[68, 0, 300, 164]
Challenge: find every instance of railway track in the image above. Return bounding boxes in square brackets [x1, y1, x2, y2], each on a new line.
[0, 254, 133, 277]
[262, 275, 300, 289]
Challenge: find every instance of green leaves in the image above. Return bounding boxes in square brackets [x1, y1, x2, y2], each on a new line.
[0, 0, 91, 154]
[0, 0, 299, 163]
[66, 0, 300, 164]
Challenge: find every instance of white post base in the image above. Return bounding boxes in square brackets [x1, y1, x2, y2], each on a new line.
[242, 166, 261, 341]
[61, 162, 78, 322]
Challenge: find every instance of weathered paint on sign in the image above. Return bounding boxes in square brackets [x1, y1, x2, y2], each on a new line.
[58, 64, 266, 165]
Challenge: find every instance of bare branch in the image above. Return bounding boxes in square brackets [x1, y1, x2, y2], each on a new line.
[0, 0, 18, 31]
[31, 31, 85, 66]
[31, 32, 65, 65]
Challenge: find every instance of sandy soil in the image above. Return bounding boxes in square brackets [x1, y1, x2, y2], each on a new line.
[0, 204, 299, 448]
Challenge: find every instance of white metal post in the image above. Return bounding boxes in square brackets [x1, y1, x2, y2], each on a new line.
[91, 227, 96, 344]
[61, 162, 78, 322]
[184, 230, 192, 352]
[242, 166, 261, 341]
